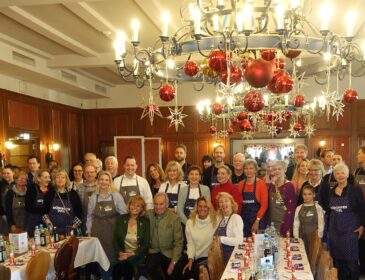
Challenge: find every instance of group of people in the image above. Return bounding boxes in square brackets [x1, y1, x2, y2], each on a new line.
[0, 143, 364, 280]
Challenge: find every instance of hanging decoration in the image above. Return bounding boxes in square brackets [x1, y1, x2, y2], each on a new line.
[166, 82, 187, 131]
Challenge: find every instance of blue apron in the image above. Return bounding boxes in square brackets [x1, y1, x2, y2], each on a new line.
[329, 187, 359, 261]
[164, 183, 181, 209]
[241, 178, 265, 237]
[183, 185, 202, 218]
[215, 215, 234, 265]
[27, 186, 46, 237]
[49, 192, 75, 236]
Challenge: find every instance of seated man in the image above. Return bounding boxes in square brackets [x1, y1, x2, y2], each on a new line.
[146, 193, 184, 279]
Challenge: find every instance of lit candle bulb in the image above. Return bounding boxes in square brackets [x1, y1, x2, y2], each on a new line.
[161, 11, 170, 37]
[194, 9, 202, 34]
[189, 3, 195, 21]
[345, 10, 357, 37]
[276, 4, 285, 30]
[285, 94, 289, 106]
[320, 2, 333, 32]
[243, 3, 253, 32]
[117, 32, 126, 54]
[236, 11, 244, 32]
[213, 14, 219, 32]
[131, 19, 140, 42]
[264, 94, 269, 106]
[217, 0, 225, 8]
[113, 40, 121, 60]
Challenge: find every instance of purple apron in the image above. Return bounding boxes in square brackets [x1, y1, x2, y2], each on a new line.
[183, 185, 202, 218]
[164, 183, 181, 209]
[329, 188, 359, 261]
[49, 192, 75, 236]
[215, 215, 233, 265]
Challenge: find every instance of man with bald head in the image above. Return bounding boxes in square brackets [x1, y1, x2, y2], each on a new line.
[231, 153, 246, 185]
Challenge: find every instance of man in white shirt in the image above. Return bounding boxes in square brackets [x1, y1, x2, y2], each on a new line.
[113, 156, 153, 209]
[105, 156, 119, 180]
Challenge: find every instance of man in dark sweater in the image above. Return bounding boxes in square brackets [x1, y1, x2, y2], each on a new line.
[286, 144, 308, 180]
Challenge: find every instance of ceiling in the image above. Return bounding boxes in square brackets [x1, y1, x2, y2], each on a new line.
[0, 0, 365, 107]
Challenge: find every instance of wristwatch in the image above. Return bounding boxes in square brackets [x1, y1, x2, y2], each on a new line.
[256, 217, 261, 221]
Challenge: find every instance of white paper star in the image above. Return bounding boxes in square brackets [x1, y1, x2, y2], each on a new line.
[241, 131, 253, 140]
[267, 125, 278, 138]
[331, 98, 345, 121]
[166, 106, 188, 131]
[288, 123, 300, 138]
[304, 122, 316, 138]
[140, 103, 163, 125]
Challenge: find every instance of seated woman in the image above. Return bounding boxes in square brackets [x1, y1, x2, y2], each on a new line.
[145, 163, 166, 197]
[267, 160, 297, 236]
[86, 171, 127, 280]
[113, 195, 150, 280]
[5, 171, 28, 233]
[182, 197, 218, 280]
[42, 169, 82, 236]
[215, 192, 244, 265]
[25, 169, 51, 237]
[177, 165, 211, 225]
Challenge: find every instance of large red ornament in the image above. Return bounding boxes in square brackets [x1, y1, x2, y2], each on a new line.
[227, 127, 234, 135]
[239, 119, 253, 132]
[212, 102, 224, 115]
[243, 90, 265, 112]
[159, 84, 175, 101]
[285, 50, 301, 59]
[293, 123, 302, 131]
[230, 117, 240, 125]
[283, 111, 293, 121]
[220, 66, 243, 85]
[184, 61, 199, 77]
[261, 49, 277, 61]
[245, 59, 274, 88]
[264, 113, 276, 125]
[208, 50, 227, 73]
[343, 88, 358, 104]
[267, 69, 290, 94]
[293, 95, 305, 107]
[209, 126, 217, 134]
[241, 57, 253, 69]
[237, 111, 249, 120]
[275, 75, 294, 93]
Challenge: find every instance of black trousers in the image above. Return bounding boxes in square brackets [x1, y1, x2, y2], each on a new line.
[146, 252, 183, 280]
[181, 256, 207, 280]
[112, 260, 134, 280]
[333, 259, 360, 280]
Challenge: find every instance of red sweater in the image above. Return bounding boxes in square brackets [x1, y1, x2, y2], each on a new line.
[211, 182, 243, 214]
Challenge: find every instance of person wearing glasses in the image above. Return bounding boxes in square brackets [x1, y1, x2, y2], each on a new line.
[69, 163, 84, 191]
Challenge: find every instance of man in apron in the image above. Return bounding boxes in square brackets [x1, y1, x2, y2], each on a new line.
[113, 156, 153, 209]
[174, 144, 191, 184]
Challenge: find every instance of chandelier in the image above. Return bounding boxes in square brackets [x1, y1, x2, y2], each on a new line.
[113, 0, 363, 138]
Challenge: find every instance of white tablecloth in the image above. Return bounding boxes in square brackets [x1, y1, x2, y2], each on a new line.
[221, 238, 314, 280]
[9, 237, 110, 280]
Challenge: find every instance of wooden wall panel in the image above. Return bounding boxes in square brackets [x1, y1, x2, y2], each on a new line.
[8, 100, 39, 130]
[68, 113, 80, 165]
[98, 115, 117, 141]
[144, 138, 161, 166]
[115, 137, 143, 176]
[334, 137, 350, 165]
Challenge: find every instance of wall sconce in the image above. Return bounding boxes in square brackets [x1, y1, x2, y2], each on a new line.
[45, 143, 60, 164]
[5, 141, 15, 149]
[319, 140, 326, 147]
[52, 143, 60, 151]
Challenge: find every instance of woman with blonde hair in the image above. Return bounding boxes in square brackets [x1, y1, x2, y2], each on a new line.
[181, 197, 218, 280]
[291, 158, 309, 194]
[215, 192, 244, 264]
[113, 195, 150, 280]
[86, 171, 127, 280]
[42, 169, 82, 236]
[159, 161, 186, 211]
[145, 163, 166, 196]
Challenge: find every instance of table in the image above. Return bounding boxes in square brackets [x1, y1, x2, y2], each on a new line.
[221, 238, 314, 280]
[9, 237, 110, 280]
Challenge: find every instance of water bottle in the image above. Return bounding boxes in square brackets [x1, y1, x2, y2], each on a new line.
[53, 226, 59, 243]
[34, 226, 41, 247]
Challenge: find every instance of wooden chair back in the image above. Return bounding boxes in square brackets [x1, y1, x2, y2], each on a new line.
[68, 235, 79, 275]
[26, 250, 51, 280]
[54, 237, 78, 280]
[0, 265, 11, 280]
[207, 237, 224, 280]
[308, 229, 321, 274]
[199, 264, 210, 280]
[316, 249, 333, 280]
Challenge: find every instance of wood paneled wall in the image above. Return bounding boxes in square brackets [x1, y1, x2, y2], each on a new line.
[0, 89, 84, 169]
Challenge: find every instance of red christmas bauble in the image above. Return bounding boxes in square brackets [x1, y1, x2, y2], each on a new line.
[184, 61, 199, 77]
[283, 111, 293, 121]
[276, 75, 293, 93]
[227, 127, 234, 135]
[285, 50, 301, 59]
[212, 102, 224, 115]
[343, 88, 358, 104]
[209, 126, 217, 134]
[245, 59, 274, 88]
[293, 123, 302, 131]
[237, 111, 249, 120]
[243, 90, 265, 112]
[230, 117, 240, 125]
[267, 80, 280, 94]
[239, 119, 253, 132]
[277, 58, 286, 69]
[293, 95, 305, 107]
[208, 50, 227, 73]
[159, 84, 175, 101]
[261, 49, 277, 61]
[220, 66, 243, 85]
[264, 113, 276, 125]
[241, 57, 253, 69]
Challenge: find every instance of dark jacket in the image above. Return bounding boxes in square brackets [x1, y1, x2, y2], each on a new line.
[202, 164, 234, 190]
[113, 213, 150, 263]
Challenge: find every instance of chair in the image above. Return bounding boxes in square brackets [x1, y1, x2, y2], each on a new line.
[308, 229, 321, 275]
[316, 249, 333, 280]
[0, 265, 11, 280]
[325, 267, 338, 280]
[207, 237, 224, 280]
[199, 264, 210, 280]
[54, 237, 79, 280]
[26, 250, 51, 280]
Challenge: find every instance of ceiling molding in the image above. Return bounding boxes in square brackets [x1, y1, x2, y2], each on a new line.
[47, 53, 114, 68]
[0, 1, 101, 7]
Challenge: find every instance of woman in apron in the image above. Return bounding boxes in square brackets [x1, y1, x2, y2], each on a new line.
[159, 161, 186, 212]
[237, 159, 268, 237]
[25, 169, 51, 237]
[329, 163, 365, 280]
[145, 163, 166, 197]
[86, 171, 127, 280]
[5, 171, 28, 233]
[42, 169, 82, 236]
[268, 160, 297, 236]
[177, 165, 211, 225]
[215, 192, 243, 265]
